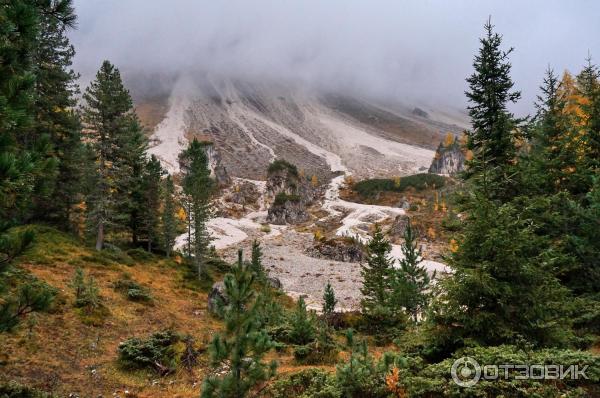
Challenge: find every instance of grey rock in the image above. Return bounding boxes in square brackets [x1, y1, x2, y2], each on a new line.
[208, 281, 227, 314]
[308, 238, 364, 263]
[388, 214, 411, 238]
[428, 137, 465, 175]
[267, 277, 282, 289]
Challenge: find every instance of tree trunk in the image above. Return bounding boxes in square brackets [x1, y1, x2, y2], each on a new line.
[96, 221, 104, 251]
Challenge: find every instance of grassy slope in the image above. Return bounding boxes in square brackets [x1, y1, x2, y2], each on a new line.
[0, 227, 347, 397]
[1, 226, 219, 397]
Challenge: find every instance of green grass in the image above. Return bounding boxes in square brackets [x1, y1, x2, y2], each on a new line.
[353, 173, 447, 198]
[273, 192, 301, 206]
[268, 159, 299, 177]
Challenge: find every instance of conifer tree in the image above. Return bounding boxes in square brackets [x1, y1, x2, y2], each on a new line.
[82, 60, 144, 250]
[162, 175, 178, 257]
[140, 155, 164, 252]
[288, 296, 316, 345]
[360, 225, 394, 314]
[29, 0, 84, 227]
[250, 240, 264, 277]
[202, 250, 277, 398]
[322, 281, 337, 320]
[464, 18, 521, 201]
[392, 221, 433, 323]
[179, 139, 214, 276]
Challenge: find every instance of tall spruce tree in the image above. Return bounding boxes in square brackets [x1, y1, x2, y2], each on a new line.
[429, 21, 570, 354]
[465, 18, 521, 201]
[202, 250, 277, 398]
[82, 60, 145, 250]
[179, 139, 214, 277]
[161, 175, 177, 257]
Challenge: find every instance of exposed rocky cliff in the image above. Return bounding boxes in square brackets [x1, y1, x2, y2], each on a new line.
[265, 160, 316, 224]
[428, 134, 466, 175]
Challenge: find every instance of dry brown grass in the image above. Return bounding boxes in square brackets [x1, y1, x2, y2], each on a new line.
[0, 227, 330, 397]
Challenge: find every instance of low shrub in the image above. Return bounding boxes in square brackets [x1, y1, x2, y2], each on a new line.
[126, 248, 155, 262]
[0, 381, 56, 398]
[112, 278, 152, 303]
[273, 192, 301, 206]
[261, 368, 339, 398]
[390, 345, 600, 397]
[353, 173, 447, 198]
[117, 330, 182, 375]
[268, 159, 299, 177]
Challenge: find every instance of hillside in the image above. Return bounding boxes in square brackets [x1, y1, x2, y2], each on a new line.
[141, 77, 466, 180]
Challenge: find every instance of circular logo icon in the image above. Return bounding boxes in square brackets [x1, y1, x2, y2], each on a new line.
[451, 357, 481, 387]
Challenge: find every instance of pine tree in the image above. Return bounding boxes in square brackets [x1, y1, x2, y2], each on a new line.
[392, 221, 433, 323]
[0, 1, 42, 224]
[322, 281, 337, 320]
[250, 240, 264, 277]
[140, 155, 164, 252]
[464, 18, 522, 201]
[29, 0, 83, 227]
[288, 296, 316, 345]
[162, 175, 178, 257]
[201, 250, 277, 398]
[179, 139, 214, 277]
[82, 60, 144, 250]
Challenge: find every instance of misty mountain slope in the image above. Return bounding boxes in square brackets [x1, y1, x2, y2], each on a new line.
[146, 77, 463, 180]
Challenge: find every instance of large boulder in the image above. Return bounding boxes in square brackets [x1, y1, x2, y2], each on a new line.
[207, 281, 227, 314]
[388, 214, 411, 239]
[267, 277, 282, 290]
[308, 237, 364, 263]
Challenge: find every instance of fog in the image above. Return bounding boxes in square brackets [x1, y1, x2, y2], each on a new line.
[70, 0, 600, 113]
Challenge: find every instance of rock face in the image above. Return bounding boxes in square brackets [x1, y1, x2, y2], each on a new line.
[267, 199, 310, 224]
[225, 180, 261, 207]
[265, 160, 316, 225]
[387, 214, 411, 239]
[203, 141, 231, 186]
[308, 237, 364, 263]
[207, 281, 227, 314]
[428, 135, 466, 175]
[412, 107, 430, 118]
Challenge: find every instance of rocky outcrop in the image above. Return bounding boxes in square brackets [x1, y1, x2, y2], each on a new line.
[203, 141, 231, 186]
[412, 107, 429, 118]
[307, 237, 364, 263]
[225, 180, 261, 207]
[265, 159, 315, 224]
[267, 195, 310, 224]
[387, 214, 411, 239]
[207, 281, 227, 314]
[428, 134, 465, 175]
